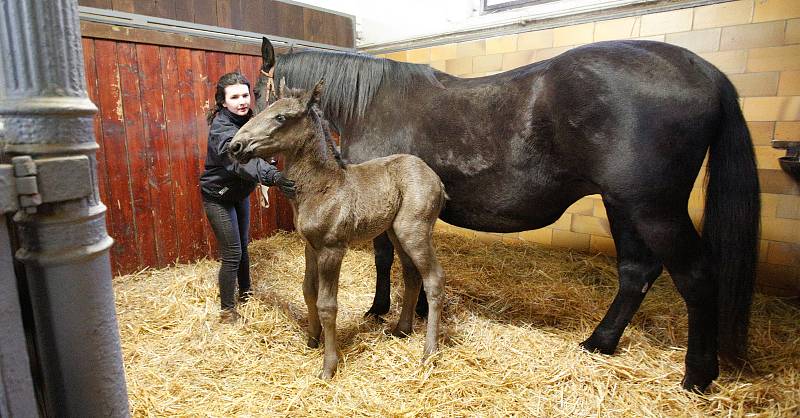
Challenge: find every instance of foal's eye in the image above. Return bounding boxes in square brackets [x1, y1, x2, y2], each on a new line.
[275, 114, 286, 122]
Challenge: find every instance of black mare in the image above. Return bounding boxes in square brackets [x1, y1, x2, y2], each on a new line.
[254, 37, 760, 391]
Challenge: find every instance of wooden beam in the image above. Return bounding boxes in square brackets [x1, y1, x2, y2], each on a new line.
[80, 21, 270, 55]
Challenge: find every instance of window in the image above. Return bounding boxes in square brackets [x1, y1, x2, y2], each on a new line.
[483, 0, 560, 13]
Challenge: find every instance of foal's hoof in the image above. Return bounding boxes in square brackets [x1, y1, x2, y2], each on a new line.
[391, 325, 412, 338]
[579, 336, 616, 355]
[307, 336, 320, 348]
[318, 368, 335, 380]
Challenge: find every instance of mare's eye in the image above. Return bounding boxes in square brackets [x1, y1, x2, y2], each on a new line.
[275, 114, 286, 122]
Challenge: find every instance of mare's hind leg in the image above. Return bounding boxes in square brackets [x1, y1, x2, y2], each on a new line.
[365, 233, 394, 318]
[366, 233, 429, 319]
[632, 205, 719, 392]
[385, 230, 422, 337]
[390, 225, 444, 359]
[581, 200, 662, 354]
[303, 243, 322, 348]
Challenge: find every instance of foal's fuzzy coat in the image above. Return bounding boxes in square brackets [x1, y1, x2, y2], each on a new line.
[230, 80, 447, 379]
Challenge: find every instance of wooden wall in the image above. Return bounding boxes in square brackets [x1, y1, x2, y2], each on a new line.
[82, 37, 294, 275]
[77, 0, 354, 48]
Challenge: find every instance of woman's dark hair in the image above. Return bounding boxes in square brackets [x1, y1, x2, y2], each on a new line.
[206, 72, 251, 125]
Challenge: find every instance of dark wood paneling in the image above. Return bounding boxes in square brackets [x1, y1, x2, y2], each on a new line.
[216, 0, 232, 29]
[302, 8, 327, 45]
[229, 0, 246, 31]
[82, 0, 354, 48]
[194, 0, 219, 26]
[110, 0, 134, 13]
[132, 1, 157, 17]
[79, 0, 112, 8]
[155, 0, 177, 20]
[174, 0, 194, 23]
[243, 0, 268, 34]
[267, 1, 305, 40]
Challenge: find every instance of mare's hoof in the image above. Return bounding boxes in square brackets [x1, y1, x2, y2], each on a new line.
[681, 365, 718, 393]
[579, 336, 616, 355]
[318, 369, 335, 380]
[681, 376, 713, 393]
[307, 336, 320, 348]
[365, 304, 390, 318]
[364, 311, 387, 323]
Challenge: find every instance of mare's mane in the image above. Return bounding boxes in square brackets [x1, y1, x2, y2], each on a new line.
[275, 50, 442, 129]
[282, 86, 346, 169]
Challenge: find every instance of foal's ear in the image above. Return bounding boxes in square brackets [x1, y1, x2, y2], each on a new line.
[308, 78, 325, 108]
[278, 77, 287, 98]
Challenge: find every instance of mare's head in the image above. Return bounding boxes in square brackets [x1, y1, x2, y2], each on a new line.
[229, 78, 324, 163]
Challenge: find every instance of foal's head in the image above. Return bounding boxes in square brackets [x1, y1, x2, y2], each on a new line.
[229, 78, 324, 163]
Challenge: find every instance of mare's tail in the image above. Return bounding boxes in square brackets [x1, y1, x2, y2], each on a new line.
[703, 74, 760, 364]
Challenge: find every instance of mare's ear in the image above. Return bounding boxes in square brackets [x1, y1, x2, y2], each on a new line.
[306, 78, 325, 109]
[261, 37, 275, 72]
[279, 77, 287, 98]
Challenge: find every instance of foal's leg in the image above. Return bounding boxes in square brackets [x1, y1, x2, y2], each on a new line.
[316, 246, 345, 380]
[633, 205, 719, 392]
[386, 230, 422, 337]
[365, 233, 394, 317]
[581, 200, 663, 354]
[392, 225, 444, 359]
[303, 243, 321, 348]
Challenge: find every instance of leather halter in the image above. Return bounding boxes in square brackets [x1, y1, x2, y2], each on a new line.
[260, 69, 276, 105]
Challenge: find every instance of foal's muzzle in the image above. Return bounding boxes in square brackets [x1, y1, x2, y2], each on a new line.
[228, 140, 252, 163]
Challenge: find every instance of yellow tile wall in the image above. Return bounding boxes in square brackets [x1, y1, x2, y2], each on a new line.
[394, 0, 800, 295]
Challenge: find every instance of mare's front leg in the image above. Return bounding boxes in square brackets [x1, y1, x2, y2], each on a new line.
[365, 233, 394, 318]
[316, 246, 345, 379]
[303, 243, 321, 348]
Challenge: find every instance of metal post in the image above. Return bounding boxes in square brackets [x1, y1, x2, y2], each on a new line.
[0, 0, 129, 416]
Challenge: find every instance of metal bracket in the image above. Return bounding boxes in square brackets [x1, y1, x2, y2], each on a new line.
[0, 155, 93, 215]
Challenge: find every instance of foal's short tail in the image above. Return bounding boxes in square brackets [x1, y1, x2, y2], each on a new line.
[703, 74, 760, 364]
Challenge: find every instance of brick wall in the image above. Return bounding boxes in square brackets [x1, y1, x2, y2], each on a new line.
[378, 0, 800, 295]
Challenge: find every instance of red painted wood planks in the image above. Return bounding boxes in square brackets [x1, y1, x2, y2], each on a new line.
[93, 39, 139, 273]
[192, 50, 217, 257]
[116, 42, 158, 268]
[136, 43, 180, 265]
[81, 40, 298, 274]
[176, 48, 207, 260]
[160, 47, 194, 263]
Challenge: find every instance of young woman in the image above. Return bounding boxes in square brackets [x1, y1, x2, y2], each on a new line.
[200, 72, 295, 323]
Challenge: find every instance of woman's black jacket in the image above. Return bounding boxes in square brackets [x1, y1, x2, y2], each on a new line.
[200, 108, 279, 203]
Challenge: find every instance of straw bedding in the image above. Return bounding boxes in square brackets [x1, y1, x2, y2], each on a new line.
[115, 231, 799, 416]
